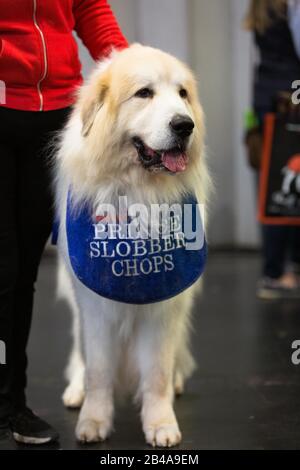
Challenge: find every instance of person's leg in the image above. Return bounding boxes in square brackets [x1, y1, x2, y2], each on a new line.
[10, 108, 71, 411]
[10, 141, 54, 409]
[0, 107, 71, 444]
[289, 227, 300, 276]
[262, 225, 288, 279]
[258, 224, 300, 299]
[0, 140, 18, 424]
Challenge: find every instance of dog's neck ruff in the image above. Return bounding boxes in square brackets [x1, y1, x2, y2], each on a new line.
[66, 191, 207, 304]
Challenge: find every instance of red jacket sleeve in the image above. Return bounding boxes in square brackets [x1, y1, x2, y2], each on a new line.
[73, 0, 129, 60]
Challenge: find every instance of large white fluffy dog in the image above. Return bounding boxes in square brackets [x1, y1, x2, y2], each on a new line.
[55, 44, 210, 447]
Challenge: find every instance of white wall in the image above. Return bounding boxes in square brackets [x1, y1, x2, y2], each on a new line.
[189, 0, 236, 246]
[188, 0, 259, 247]
[134, 0, 190, 63]
[231, 0, 259, 247]
[77, 0, 138, 77]
[75, 0, 259, 248]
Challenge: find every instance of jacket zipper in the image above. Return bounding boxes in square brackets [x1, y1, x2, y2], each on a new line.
[33, 0, 48, 111]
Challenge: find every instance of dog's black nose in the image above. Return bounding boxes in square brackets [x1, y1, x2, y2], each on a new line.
[170, 115, 195, 138]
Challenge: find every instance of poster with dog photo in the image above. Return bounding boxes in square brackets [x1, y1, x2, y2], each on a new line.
[258, 114, 300, 225]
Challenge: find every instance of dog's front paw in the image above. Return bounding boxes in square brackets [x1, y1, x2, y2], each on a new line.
[63, 383, 85, 409]
[76, 418, 112, 443]
[144, 423, 182, 448]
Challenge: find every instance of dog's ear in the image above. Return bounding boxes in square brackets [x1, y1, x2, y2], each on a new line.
[81, 81, 108, 137]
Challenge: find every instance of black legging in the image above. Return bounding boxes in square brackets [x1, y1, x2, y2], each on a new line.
[262, 225, 300, 279]
[0, 106, 71, 420]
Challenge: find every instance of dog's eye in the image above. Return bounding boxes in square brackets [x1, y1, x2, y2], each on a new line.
[179, 88, 188, 99]
[135, 87, 154, 99]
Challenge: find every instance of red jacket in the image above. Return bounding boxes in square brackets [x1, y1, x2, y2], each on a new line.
[0, 0, 128, 111]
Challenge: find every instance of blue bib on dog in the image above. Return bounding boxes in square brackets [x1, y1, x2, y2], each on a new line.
[66, 192, 207, 304]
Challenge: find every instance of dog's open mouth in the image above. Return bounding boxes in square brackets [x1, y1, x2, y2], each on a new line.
[133, 137, 188, 174]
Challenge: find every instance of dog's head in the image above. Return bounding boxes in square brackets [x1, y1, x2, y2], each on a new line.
[65, 44, 205, 197]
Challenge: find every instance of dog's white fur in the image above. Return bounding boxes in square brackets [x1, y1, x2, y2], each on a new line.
[55, 44, 210, 447]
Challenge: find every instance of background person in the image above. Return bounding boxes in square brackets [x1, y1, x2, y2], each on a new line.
[244, 0, 300, 299]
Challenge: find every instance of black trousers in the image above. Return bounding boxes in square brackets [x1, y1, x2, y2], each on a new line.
[262, 225, 300, 279]
[0, 106, 71, 420]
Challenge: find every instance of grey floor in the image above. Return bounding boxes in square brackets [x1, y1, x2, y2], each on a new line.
[18, 251, 300, 449]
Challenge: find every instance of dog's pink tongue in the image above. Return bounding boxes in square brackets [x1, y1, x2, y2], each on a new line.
[162, 152, 188, 173]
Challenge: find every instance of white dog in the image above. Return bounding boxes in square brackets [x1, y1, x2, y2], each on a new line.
[55, 44, 210, 447]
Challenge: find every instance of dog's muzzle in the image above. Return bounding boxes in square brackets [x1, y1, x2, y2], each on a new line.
[132, 137, 189, 174]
